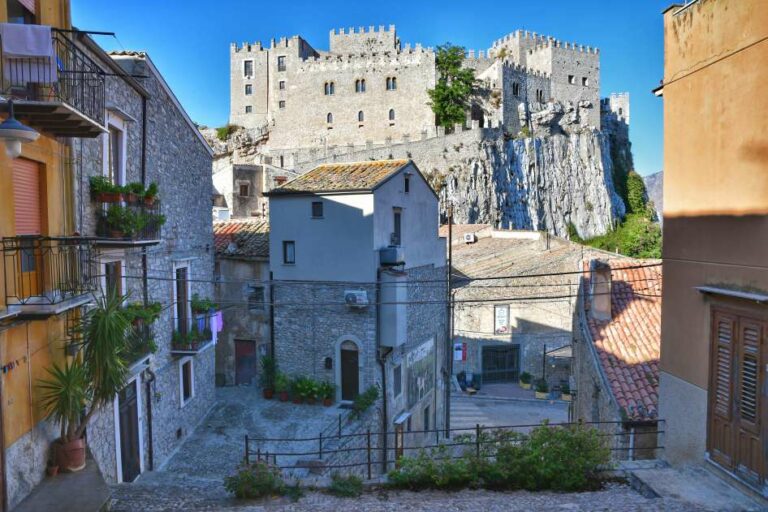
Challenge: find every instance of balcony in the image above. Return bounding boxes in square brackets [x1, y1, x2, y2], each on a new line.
[93, 201, 164, 247]
[0, 27, 106, 137]
[170, 311, 219, 356]
[2, 236, 96, 318]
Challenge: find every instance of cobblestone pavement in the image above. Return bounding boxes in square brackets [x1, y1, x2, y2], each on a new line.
[450, 393, 568, 431]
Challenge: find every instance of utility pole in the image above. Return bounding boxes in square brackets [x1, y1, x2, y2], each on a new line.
[445, 202, 453, 437]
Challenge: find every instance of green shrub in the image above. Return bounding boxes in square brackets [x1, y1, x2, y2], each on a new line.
[352, 386, 379, 418]
[224, 461, 285, 499]
[519, 125, 531, 138]
[519, 371, 531, 384]
[216, 124, 239, 141]
[626, 171, 647, 214]
[388, 446, 478, 490]
[535, 379, 548, 393]
[191, 293, 217, 313]
[259, 356, 277, 390]
[327, 473, 363, 498]
[581, 213, 661, 258]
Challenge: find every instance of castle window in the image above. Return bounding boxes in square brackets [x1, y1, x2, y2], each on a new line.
[358, 111, 364, 122]
[279, 80, 286, 90]
[512, 82, 520, 96]
[582, 77, 589, 86]
[386, 77, 397, 91]
[239, 183, 250, 197]
[324, 82, 335, 95]
[245, 84, 252, 95]
[277, 56, 286, 72]
[568, 75, 575, 85]
[278, 100, 286, 109]
[355, 79, 366, 93]
[389, 109, 395, 121]
[326, 112, 333, 123]
[536, 89, 544, 103]
[243, 60, 253, 77]
[245, 106, 252, 113]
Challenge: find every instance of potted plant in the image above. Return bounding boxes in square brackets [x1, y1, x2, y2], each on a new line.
[304, 379, 318, 405]
[106, 204, 128, 238]
[290, 377, 303, 404]
[123, 302, 162, 328]
[534, 378, 549, 400]
[319, 381, 335, 407]
[123, 182, 145, 204]
[275, 373, 290, 402]
[38, 294, 132, 472]
[519, 372, 532, 390]
[89, 176, 122, 203]
[260, 356, 276, 399]
[561, 382, 572, 402]
[144, 182, 158, 206]
[191, 294, 217, 315]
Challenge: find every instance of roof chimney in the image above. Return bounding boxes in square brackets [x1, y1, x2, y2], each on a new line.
[589, 259, 612, 321]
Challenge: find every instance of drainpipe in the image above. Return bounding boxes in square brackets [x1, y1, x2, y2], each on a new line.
[139, 95, 153, 471]
[444, 204, 453, 437]
[375, 267, 390, 473]
[144, 367, 156, 470]
[269, 271, 275, 358]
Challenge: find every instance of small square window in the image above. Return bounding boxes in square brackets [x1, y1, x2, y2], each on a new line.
[243, 60, 253, 77]
[394, 365, 402, 397]
[247, 285, 265, 311]
[582, 76, 589, 86]
[245, 106, 252, 114]
[404, 175, 410, 194]
[239, 183, 250, 196]
[277, 56, 286, 72]
[279, 100, 286, 109]
[245, 84, 253, 95]
[568, 75, 575, 85]
[283, 241, 295, 264]
[311, 201, 323, 218]
[279, 80, 286, 90]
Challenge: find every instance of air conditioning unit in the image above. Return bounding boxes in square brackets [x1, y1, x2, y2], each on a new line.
[344, 290, 369, 308]
[380, 247, 405, 267]
[464, 233, 477, 244]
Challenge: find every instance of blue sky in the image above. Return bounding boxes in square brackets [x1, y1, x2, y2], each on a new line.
[72, 0, 668, 175]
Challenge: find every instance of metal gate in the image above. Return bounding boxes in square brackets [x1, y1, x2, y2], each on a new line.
[481, 345, 520, 383]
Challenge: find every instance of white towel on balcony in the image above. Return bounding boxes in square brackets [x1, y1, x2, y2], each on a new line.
[0, 23, 56, 85]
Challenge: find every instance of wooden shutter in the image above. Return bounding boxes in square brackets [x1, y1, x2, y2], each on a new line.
[708, 310, 735, 467]
[12, 158, 42, 235]
[739, 320, 761, 427]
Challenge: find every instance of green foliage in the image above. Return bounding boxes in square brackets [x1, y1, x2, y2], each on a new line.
[38, 360, 89, 442]
[519, 372, 531, 384]
[566, 222, 583, 243]
[535, 379, 548, 393]
[581, 213, 662, 258]
[260, 356, 277, 390]
[327, 473, 363, 498]
[626, 171, 648, 214]
[172, 326, 212, 348]
[427, 44, 477, 129]
[191, 293, 217, 313]
[561, 382, 571, 395]
[144, 182, 159, 199]
[293, 376, 318, 400]
[318, 381, 335, 400]
[274, 372, 290, 393]
[388, 424, 610, 492]
[105, 205, 152, 236]
[352, 386, 379, 418]
[123, 302, 162, 324]
[89, 175, 120, 196]
[123, 182, 145, 196]
[216, 124, 239, 141]
[223, 462, 286, 499]
[519, 125, 531, 138]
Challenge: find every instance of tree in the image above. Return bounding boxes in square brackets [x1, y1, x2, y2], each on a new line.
[625, 170, 648, 214]
[427, 44, 477, 130]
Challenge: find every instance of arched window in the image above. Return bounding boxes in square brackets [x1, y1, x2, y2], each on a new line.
[386, 77, 397, 91]
[391, 77, 397, 90]
[326, 112, 333, 123]
[388, 109, 395, 121]
[324, 82, 329, 95]
[360, 79, 366, 92]
[329, 82, 335, 95]
[356, 79, 366, 93]
[512, 82, 520, 96]
[358, 111, 364, 122]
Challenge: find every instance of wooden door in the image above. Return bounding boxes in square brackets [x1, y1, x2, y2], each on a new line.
[118, 381, 141, 483]
[708, 308, 765, 489]
[340, 344, 359, 401]
[235, 340, 257, 385]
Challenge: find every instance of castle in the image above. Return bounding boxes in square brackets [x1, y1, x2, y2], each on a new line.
[230, 27, 608, 157]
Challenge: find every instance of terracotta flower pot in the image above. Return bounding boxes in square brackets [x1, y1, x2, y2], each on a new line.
[110, 230, 125, 239]
[144, 196, 155, 206]
[54, 438, 86, 472]
[97, 192, 122, 203]
[47, 465, 59, 477]
[323, 398, 332, 407]
[263, 389, 274, 400]
[278, 391, 289, 402]
[125, 193, 138, 204]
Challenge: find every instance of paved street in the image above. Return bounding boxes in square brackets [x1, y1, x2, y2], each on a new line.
[450, 391, 569, 432]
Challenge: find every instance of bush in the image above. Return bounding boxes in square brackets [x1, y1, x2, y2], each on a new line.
[352, 386, 379, 418]
[519, 372, 531, 384]
[327, 473, 363, 498]
[387, 446, 477, 490]
[581, 213, 661, 258]
[216, 124, 239, 141]
[535, 379, 548, 393]
[223, 461, 285, 499]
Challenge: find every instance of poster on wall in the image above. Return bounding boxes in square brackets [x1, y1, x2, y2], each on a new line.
[407, 338, 435, 408]
[453, 342, 467, 361]
[494, 305, 510, 334]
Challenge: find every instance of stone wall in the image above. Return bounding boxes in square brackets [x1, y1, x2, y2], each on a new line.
[5, 421, 58, 509]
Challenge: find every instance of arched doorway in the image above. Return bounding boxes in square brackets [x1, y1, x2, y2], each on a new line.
[340, 340, 360, 401]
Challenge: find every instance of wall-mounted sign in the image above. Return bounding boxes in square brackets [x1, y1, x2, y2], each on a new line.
[494, 305, 510, 334]
[454, 342, 467, 361]
[407, 338, 435, 408]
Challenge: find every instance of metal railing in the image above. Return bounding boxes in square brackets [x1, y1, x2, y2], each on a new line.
[95, 201, 163, 242]
[2, 236, 95, 305]
[244, 419, 665, 480]
[0, 28, 105, 123]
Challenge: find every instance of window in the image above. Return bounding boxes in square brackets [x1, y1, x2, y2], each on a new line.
[277, 56, 286, 72]
[404, 174, 410, 193]
[392, 208, 402, 246]
[278, 100, 286, 109]
[107, 124, 124, 187]
[512, 82, 520, 96]
[386, 76, 397, 90]
[423, 405, 430, 432]
[175, 266, 189, 334]
[324, 82, 335, 95]
[243, 60, 253, 77]
[393, 365, 402, 397]
[244, 84, 252, 95]
[180, 359, 194, 406]
[239, 183, 250, 197]
[104, 260, 122, 299]
[582, 76, 589, 86]
[279, 80, 286, 90]
[7, 0, 35, 23]
[357, 110, 364, 122]
[355, 79, 366, 93]
[568, 74, 575, 84]
[326, 112, 333, 124]
[282, 241, 295, 264]
[245, 106, 252, 113]
[536, 89, 544, 102]
[389, 109, 395, 121]
[311, 201, 323, 218]
[247, 285, 265, 311]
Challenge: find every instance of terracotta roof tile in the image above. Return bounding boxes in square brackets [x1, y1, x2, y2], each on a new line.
[583, 259, 662, 420]
[213, 219, 269, 259]
[270, 159, 410, 194]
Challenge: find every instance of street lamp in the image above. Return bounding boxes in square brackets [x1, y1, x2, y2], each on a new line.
[0, 100, 39, 159]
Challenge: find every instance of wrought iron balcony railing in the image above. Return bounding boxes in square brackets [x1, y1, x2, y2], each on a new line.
[94, 201, 163, 245]
[0, 27, 105, 137]
[2, 236, 96, 313]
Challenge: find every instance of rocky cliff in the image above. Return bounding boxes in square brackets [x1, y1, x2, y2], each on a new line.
[643, 171, 664, 223]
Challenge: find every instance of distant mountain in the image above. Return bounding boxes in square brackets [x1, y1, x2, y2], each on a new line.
[643, 171, 663, 223]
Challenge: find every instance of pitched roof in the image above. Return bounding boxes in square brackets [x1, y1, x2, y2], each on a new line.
[438, 223, 490, 240]
[213, 219, 269, 259]
[583, 259, 662, 420]
[269, 159, 410, 195]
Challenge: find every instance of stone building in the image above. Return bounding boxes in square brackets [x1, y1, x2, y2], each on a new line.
[572, 258, 662, 460]
[267, 160, 447, 450]
[212, 219, 270, 386]
[70, 41, 216, 485]
[230, 26, 601, 164]
[446, 225, 586, 388]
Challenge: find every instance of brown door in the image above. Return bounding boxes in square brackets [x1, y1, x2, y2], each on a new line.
[118, 381, 141, 482]
[340, 342, 359, 401]
[235, 340, 257, 385]
[708, 308, 765, 488]
[175, 267, 189, 334]
[12, 158, 42, 300]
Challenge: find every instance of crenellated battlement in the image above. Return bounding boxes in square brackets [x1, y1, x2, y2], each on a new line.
[491, 29, 599, 55]
[329, 24, 396, 36]
[296, 47, 433, 72]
